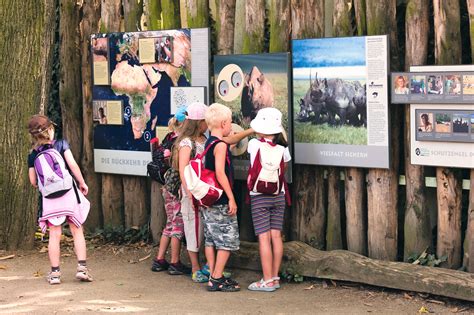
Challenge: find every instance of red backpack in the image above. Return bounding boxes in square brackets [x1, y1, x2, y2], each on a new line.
[247, 139, 290, 205]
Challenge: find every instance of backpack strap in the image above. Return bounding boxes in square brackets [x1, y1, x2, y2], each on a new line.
[279, 158, 291, 206]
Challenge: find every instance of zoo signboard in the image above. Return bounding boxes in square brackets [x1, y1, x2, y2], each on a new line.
[292, 35, 390, 168]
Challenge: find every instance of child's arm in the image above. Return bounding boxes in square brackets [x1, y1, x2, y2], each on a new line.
[178, 145, 193, 198]
[63, 150, 88, 195]
[214, 142, 237, 216]
[222, 128, 254, 145]
[29, 167, 37, 187]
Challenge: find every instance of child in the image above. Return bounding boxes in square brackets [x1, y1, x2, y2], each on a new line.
[174, 102, 210, 281]
[151, 112, 187, 275]
[202, 103, 240, 292]
[246, 108, 291, 292]
[27, 115, 92, 285]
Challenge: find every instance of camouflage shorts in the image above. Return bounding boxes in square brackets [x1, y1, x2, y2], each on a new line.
[200, 204, 240, 251]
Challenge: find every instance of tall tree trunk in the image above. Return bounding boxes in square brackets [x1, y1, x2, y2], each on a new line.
[269, 0, 290, 52]
[233, 0, 245, 53]
[144, 0, 162, 30]
[328, 0, 353, 251]
[217, 0, 236, 55]
[161, 0, 180, 29]
[290, 0, 326, 247]
[290, 0, 325, 39]
[121, 0, 149, 229]
[469, 0, 474, 61]
[403, 0, 431, 261]
[60, 1, 83, 161]
[180, 0, 208, 28]
[80, 0, 103, 230]
[366, 0, 399, 261]
[242, 0, 265, 53]
[99, 0, 125, 229]
[122, 0, 143, 32]
[353, 0, 366, 35]
[0, 0, 55, 249]
[433, 0, 463, 269]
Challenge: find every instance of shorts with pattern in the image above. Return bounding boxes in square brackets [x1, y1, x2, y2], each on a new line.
[250, 193, 285, 236]
[161, 189, 184, 240]
[200, 204, 240, 251]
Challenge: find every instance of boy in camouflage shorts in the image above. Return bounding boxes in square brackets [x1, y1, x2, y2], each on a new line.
[202, 103, 240, 292]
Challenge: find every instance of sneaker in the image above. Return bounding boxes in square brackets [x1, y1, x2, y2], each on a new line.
[48, 270, 61, 285]
[201, 264, 232, 278]
[168, 262, 192, 275]
[192, 270, 209, 283]
[151, 259, 169, 272]
[76, 265, 93, 282]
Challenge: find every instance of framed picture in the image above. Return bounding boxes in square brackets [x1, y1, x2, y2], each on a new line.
[93, 100, 124, 125]
[170, 86, 206, 115]
[91, 35, 110, 85]
[138, 36, 174, 64]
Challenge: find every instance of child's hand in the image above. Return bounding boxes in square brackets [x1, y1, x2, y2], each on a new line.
[228, 199, 237, 216]
[79, 182, 89, 196]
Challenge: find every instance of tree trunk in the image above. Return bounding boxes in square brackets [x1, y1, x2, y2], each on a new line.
[80, 0, 103, 230]
[353, 0, 366, 35]
[233, 0, 245, 53]
[269, 0, 290, 52]
[217, 0, 236, 55]
[464, 170, 474, 272]
[181, 0, 208, 28]
[469, 0, 474, 61]
[124, 175, 150, 229]
[326, 168, 342, 250]
[0, 0, 55, 249]
[242, 0, 265, 53]
[229, 241, 474, 302]
[290, 0, 325, 39]
[144, 0, 161, 30]
[60, 1, 83, 161]
[433, 0, 463, 269]
[161, 0, 180, 29]
[122, 0, 143, 32]
[403, 0, 431, 261]
[100, 0, 122, 33]
[332, 0, 352, 37]
[366, 0, 399, 261]
[344, 168, 367, 255]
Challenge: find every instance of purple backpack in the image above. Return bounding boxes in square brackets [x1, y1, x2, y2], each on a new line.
[34, 143, 73, 198]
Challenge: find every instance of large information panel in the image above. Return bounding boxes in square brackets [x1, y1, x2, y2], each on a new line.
[91, 28, 210, 176]
[292, 35, 390, 168]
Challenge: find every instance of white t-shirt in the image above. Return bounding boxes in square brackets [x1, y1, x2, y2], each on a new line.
[247, 138, 291, 195]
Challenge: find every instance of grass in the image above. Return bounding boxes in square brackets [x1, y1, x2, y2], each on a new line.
[293, 79, 367, 145]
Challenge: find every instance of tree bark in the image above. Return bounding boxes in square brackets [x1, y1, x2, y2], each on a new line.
[60, 1, 83, 160]
[433, 0, 463, 269]
[365, 0, 400, 261]
[344, 168, 367, 255]
[229, 241, 474, 302]
[80, 0, 103, 230]
[242, 0, 265, 53]
[122, 0, 143, 32]
[161, 0, 180, 29]
[0, 0, 55, 249]
[269, 0, 290, 52]
[217, 0, 236, 55]
[332, 0, 352, 37]
[353, 0, 366, 36]
[403, 0, 431, 262]
[290, 0, 325, 39]
[233, 0, 245, 54]
[144, 0, 161, 30]
[100, 0, 122, 33]
[467, 170, 474, 272]
[468, 0, 474, 61]
[181, 0, 208, 28]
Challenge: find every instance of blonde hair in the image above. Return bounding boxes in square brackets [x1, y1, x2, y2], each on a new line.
[171, 119, 205, 169]
[205, 103, 232, 130]
[30, 126, 53, 149]
[167, 117, 183, 133]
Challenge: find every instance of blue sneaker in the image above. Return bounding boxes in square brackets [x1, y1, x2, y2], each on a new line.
[202, 264, 232, 278]
[192, 270, 209, 283]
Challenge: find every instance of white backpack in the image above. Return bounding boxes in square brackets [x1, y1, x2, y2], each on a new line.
[34, 146, 73, 198]
[247, 141, 285, 195]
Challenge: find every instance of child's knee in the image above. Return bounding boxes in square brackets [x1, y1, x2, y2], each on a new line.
[49, 226, 62, 238]
[69, 224, 83, 236]
[270, 229, 282, 240]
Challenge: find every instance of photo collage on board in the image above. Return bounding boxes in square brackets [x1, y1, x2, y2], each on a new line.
[415, 109, 474, 143]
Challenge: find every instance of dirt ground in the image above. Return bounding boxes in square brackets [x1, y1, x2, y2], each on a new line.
[1, 242, 473, 314]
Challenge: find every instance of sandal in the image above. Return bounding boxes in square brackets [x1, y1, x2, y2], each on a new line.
[248, 279, 276, 292]
[207, 276, 240, 292]
[272, 276, 281, 289]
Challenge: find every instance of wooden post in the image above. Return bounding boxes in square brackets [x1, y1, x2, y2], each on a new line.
[180, 0, 209, 28]
[403, 0, 431, 261]
[290, 0, 326, 247]
[122, 0, 143, 32]
[353, 0, 366, 36]
[269, 0, 290, 52]
[217, 0, 236, 55]
[242, 0, 266, 53]
[144, 0, 162, 30]
[161, 0, 180, 29]
[469, 0, 474, 61]
[433, 0, 463, 269]
[366, 0, 400, 261]
[150, 182, 166, 243]
[80, 0, 103, 231]
[344, 168, 367, 255]
[233, 0, 245, 54]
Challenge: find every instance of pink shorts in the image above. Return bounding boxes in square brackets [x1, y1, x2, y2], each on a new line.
[162, 189, 184, 240]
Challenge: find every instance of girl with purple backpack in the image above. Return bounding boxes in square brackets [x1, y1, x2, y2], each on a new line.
[27, 115, 92, 285]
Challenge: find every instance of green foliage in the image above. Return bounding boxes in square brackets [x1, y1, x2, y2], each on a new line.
[91, 224, 150, 245]
[281, 267, 304, 283]
[407, 249, 447, 267]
